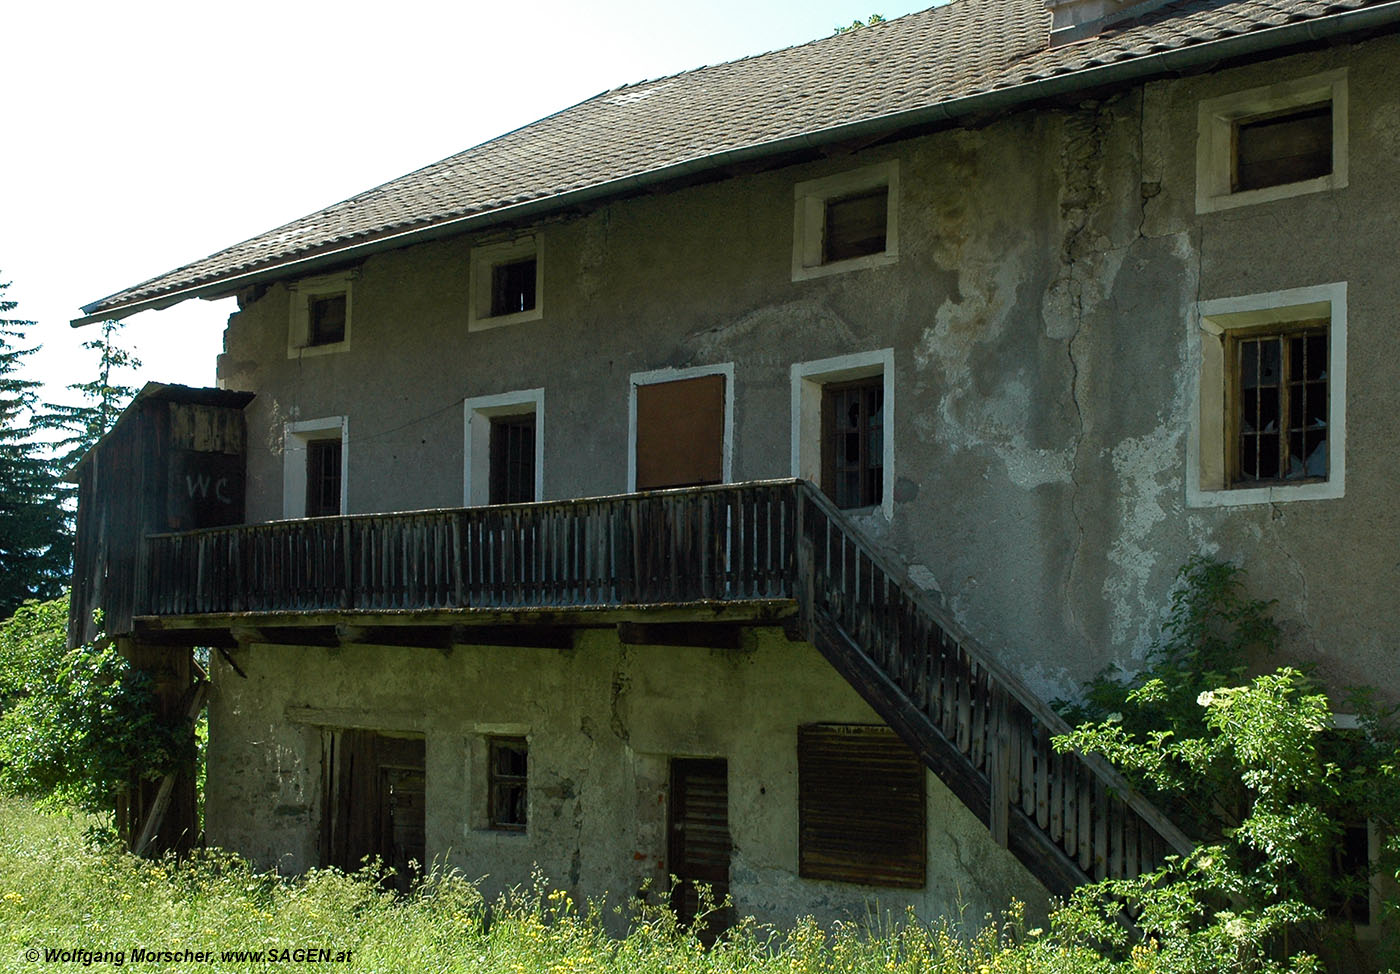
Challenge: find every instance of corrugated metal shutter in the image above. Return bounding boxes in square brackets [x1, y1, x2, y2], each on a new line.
[798, 724, 926, 888]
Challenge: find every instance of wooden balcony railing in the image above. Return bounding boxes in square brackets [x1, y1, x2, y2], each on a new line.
[137, 478, 1192, 896]
[142, 481, 798, 617]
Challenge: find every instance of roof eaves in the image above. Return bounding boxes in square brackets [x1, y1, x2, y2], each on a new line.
[74, 0, 1400, 327]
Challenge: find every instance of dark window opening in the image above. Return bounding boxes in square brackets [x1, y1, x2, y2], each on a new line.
[1333, 822, 1373, 925]
[798, 724, 925, 888]
[305, 438, 342, 517]
[823, 189, 887, 263]
[489, 737, 528, 830]
[1233, 103, 1332, 192]
[491, 258, 537, 317]
[821, 378, 883, 509]
[1232, 324, 1328, 486]
[308, 293, 347, 346]
[489, 414, 536, 505]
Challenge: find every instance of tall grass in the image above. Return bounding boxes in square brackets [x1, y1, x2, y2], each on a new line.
[0, 797, 1195, 973]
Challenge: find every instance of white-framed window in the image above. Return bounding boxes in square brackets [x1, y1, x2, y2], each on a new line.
[792, 161, 899, 281]
[288, 271, 355, 357]
[1188, 283, 1346, 508]
[283, 416, 348, 518]
[791, 349, 894, 518]
[627, 364, 735, 493]
[469, 236, 543, 331]
[463, 388, 545, 506]
[1196, 69, 1348, 214]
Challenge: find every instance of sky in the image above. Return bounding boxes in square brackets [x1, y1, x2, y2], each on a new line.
[6, 0, 927, 409]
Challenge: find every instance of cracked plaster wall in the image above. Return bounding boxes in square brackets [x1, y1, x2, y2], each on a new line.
[205, 630, 1046, 927]
[209, 33, 1400, 911]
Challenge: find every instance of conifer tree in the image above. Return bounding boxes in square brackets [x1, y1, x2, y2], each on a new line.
[0, 276, 70, 618]
[44, 317, 141, 473]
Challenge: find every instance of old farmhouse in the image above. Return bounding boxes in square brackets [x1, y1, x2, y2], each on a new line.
[70, 0, 1399, 938]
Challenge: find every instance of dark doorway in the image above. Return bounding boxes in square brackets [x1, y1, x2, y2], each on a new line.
[321, 730, 426, 892]
[668, 758, 732, 941]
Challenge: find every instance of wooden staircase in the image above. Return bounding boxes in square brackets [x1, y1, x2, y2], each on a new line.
[793, 485, 1194, 897]
[132, 478, 1191, 895]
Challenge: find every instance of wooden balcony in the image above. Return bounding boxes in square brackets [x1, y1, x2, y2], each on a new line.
[129, 478, 1192, 898]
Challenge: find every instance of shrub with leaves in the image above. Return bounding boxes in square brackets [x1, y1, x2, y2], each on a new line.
[0, 596, 185, 814]
[1053, 558, 1400, 970]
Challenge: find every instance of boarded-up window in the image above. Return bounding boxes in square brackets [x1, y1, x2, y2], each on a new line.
[308, 293, 347, 346]
[1230, 322, 1328, 486]
[1233, 103, 1332, 192]
[491, 258, 538, 317]
[489, 415, 536, 505]
[321, 730, 425, 891]
[823, 189, 887, 263]
[798, 724, 925, 888]
[821, 379, 883, 509]
[305, 439, 342, 517]
[488, 737, 528, 830]
[635, 374, 725, 491]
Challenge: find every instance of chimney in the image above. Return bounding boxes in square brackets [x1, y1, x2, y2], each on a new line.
[1044, 0, 1176, 45]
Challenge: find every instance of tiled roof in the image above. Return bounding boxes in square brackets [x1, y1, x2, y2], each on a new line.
[81, 0, 1397, 320]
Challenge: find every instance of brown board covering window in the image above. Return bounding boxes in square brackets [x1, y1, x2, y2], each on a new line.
[491, 257, 537, 317]
[823, 189, 887, 263]
[635, 374, 725, 491]
[489, 414, 536, 504]
[308, 293, 347, 346]
[305, 439, 342, 517]
[821, 379, 883, 509]
[1233, 103, 1332, 192]
[798, 724, 925, 888]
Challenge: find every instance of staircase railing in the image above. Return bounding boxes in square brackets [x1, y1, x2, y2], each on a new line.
[792, 483, 1193, 897]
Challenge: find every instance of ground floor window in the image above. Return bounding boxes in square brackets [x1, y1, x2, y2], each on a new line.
[797, 723, 925, 888]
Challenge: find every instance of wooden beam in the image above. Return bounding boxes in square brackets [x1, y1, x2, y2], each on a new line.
[133, 681, 208, 858]
[616, 622, 744, 649]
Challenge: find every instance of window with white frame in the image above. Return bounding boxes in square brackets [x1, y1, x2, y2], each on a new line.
[791, 350, 894, 516]
[284, 417, 348, 518]
[288, 272, 355, 357]
[1189, 283, 1345, 507]
[792, 162, 899, 281]
[469, 236, 543, 331]
[1196, 69, 1347, 214]
[464, 389, 544, 506]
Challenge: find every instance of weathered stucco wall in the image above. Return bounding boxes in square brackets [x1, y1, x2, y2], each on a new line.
[217, 36, 1399, 703]
[205, 631, 1047, 925]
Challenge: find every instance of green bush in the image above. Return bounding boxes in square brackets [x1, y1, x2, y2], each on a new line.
[0, 596, 184, 814]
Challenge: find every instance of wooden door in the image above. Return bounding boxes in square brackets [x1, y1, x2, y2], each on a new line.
[321, 730, 425, 891]
[635, 375, 725, 490]
[668, 758, 732, 940]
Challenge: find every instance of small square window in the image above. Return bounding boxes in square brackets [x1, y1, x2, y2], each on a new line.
[792, 162, 898, 281]
[488, 737, 528, 831]
[470, 237, 543, 330]
[1233, 103, 1332, 193]
[288, 272, 355, 356]
[823, 190, 887, 264]
[1196, 70, 1346, 213]
[308, 293, 347, 346]
[491, 258, 538, 318]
